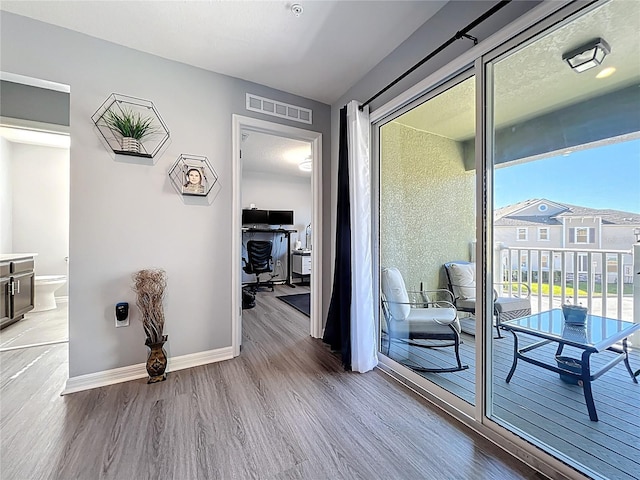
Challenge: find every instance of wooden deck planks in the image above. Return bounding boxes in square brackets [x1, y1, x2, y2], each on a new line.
[386, 326, 640, 480]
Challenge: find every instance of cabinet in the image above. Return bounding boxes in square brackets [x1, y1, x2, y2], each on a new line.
[0, 256, 35, 329]
[292, 250, 311, 285]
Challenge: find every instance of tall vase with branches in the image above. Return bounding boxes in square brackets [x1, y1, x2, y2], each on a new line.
[133, 268, 168, 383]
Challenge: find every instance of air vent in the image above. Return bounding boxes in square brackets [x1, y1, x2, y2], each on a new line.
[245, 93, 312, 125]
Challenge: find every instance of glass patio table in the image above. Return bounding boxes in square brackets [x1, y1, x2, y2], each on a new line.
[500, 309, 639, 421]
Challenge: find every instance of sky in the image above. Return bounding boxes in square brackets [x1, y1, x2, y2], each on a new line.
[494, 138, 640, 213]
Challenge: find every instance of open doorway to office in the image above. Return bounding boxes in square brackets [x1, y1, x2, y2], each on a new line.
[231, 115, 322, 356]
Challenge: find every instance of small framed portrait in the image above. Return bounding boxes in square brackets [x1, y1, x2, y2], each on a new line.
[182, 165, 206, 195]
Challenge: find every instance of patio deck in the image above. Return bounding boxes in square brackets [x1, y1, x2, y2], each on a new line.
[386, 329, 640, 480]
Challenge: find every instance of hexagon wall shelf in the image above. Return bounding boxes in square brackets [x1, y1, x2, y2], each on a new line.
[169, 154, 218, 197]
[92, 93, 170, 158]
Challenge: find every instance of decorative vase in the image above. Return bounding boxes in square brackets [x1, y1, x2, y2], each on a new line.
[122, 137, 141, 153]
[145, 334, 168, 384]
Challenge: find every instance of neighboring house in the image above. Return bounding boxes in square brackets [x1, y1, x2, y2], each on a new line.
[494, 198, 640, 283]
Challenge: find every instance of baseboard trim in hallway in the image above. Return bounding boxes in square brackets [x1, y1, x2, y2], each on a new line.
[62, 345, 234, 395]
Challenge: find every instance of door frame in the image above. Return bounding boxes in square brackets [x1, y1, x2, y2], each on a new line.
[231, 115, 323, 356]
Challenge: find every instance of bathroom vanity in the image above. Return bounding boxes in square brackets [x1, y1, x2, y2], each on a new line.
[0, 254, 35, 329]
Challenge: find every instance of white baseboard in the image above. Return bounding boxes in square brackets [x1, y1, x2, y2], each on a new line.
[62, 346, 234, 395]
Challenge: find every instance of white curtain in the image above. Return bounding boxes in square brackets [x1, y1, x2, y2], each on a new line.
[347, 100, 378, 373]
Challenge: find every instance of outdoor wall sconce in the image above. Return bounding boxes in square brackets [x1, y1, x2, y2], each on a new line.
[298, 156, 312, 172]
[92, 93, 170, 158]
[562, 38, 610, 73]
[168, 154, 218, 197]
[633, 227, 640, 243]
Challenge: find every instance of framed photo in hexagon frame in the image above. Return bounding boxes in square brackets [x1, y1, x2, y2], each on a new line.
[169, 154, 218, 197]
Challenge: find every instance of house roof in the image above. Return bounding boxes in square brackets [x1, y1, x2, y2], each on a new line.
[494, 198, 640, 226]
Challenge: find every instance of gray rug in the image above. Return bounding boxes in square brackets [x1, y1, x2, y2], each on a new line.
[277, 293, 310, 317]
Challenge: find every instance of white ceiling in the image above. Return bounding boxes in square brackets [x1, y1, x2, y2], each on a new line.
[0, 0, 447, 105]
[241, 130, 311, 178]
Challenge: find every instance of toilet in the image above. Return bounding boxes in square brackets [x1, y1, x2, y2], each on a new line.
[34, 275, 67, 312]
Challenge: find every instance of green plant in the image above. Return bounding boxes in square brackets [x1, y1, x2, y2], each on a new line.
[103, 108, 156, 140]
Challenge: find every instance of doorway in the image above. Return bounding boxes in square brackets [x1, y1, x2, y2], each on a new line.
[0, 72, 70, 352]
[232, 115, 322, 356]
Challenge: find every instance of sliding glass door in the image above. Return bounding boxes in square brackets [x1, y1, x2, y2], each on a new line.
[486, 1, 640, 478]
[377, 72, 477, 407]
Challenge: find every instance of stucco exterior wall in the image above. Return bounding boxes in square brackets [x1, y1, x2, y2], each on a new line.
[380, 122, 475, 291]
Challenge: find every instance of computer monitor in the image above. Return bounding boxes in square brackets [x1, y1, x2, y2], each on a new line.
[268, 210, 294, 226]
[242, 209, 268, 225]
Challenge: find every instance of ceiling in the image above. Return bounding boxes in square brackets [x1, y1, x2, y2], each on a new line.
[241, 130, 311, 178]
[0, 0, 447, 105]
[394, 0, 640, 141]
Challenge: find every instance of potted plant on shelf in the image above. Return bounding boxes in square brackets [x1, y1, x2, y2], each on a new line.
[104, 108, 156, 154]
[132, 268, 168, 383]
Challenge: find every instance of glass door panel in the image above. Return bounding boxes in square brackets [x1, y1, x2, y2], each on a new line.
[379, 74, 477, 405]
[488, 1, 640, 478]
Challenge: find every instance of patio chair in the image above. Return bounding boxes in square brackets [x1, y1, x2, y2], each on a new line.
[380, 267, 468, 373]
[443, 261, 531, 338]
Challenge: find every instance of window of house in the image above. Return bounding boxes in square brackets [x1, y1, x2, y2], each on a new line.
[517, 227, 528, 241]
[570, 227, 594, 244]
[538, 227, 549, 241]
[576, 228, 588, 243]
[607, 256, 618, 273]
[541, 254, 549, 269]
[578, 253, 588, 272]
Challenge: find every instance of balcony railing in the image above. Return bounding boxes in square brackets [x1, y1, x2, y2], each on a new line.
[497, 245, 634, 322]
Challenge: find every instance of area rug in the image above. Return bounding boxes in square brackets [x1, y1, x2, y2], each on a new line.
[277, 293, 310, 317]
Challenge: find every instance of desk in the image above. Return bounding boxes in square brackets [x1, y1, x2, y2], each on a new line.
[242, 228, 296, 287]
[501, 309, 639, 421]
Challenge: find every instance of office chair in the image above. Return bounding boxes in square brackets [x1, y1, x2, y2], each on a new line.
[242, 240, 275, 292]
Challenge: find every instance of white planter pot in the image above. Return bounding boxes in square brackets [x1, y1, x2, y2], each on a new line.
[122, 137, 141, 153]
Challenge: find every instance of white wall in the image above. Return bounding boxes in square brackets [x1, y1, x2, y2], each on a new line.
[241, 170, 311, 282]
[242, 171, 311, 239]
[11, 143, 69, 294]
[0, 12, 331, 378]
[0, 137, 13, 253]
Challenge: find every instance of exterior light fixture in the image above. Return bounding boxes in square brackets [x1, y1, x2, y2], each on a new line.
[299, 156, 312, 172]
[634, 227, 640, 243]
[562, 38, 610, 73]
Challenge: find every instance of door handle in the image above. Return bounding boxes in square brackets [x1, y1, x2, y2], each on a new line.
[15, 280, 20, 294]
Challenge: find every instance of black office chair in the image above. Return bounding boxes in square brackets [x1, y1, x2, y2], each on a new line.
[242, 240, 275, 292]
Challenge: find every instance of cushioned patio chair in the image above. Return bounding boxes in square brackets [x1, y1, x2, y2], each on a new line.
[443, 261, 531, 338]
[380, 267, 468, 373]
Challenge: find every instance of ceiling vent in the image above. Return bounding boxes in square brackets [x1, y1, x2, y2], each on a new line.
[246, 93, 312, 125]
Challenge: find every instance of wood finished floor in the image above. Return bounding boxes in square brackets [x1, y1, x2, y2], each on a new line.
[0, 300, 68, 350]
[1, 285, 545, 480]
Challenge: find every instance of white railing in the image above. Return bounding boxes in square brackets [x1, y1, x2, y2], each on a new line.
[497, 245, 634, 322]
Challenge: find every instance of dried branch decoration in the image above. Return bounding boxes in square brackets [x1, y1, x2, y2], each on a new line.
[132, 269, 167, 344]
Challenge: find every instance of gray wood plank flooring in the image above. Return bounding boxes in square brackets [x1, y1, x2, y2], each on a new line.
[1, 285, 545, 479]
